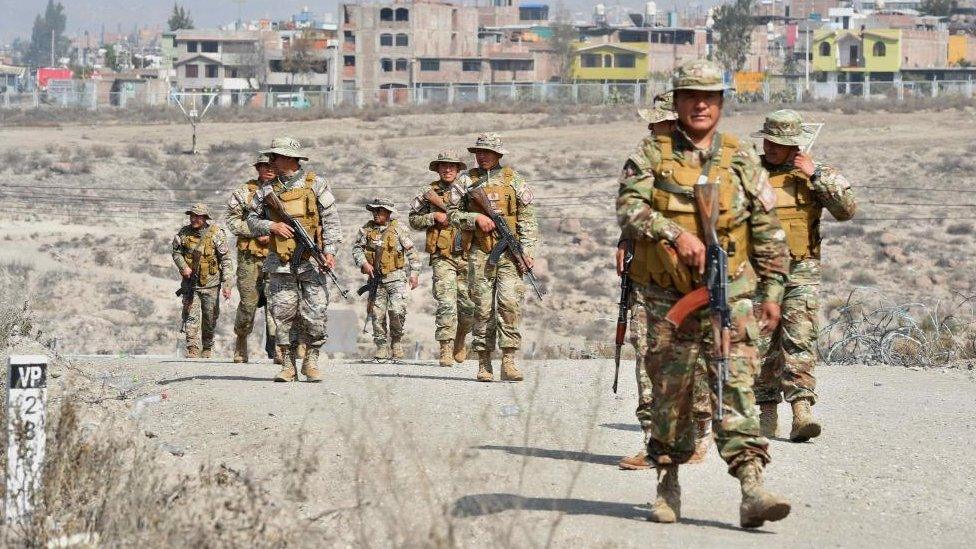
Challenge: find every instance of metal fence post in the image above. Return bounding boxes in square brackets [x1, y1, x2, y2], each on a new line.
[932, 77, 938, 98]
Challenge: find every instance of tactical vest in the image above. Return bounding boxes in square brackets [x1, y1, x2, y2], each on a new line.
[181, 224, 220, 286]
[469, 167, 517, 253]
[364, 220, 406, 275]
[267, 172, 322, 263]
[236, 180, 270, 259]
[630, 133, 752, 294]
[424, 181, 462, 258]
[767, 166, 820, 260]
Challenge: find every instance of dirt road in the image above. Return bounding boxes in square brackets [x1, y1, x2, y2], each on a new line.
[69, 354, 976, 547]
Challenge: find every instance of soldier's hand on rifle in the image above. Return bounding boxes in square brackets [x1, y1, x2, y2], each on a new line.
[270, 222, 294, 239]
[222, 287, 232, 300]
[615, 242, 627, 277]
[791, 151, 816, 178]
[475, 214, 496, 233]
[759, 302, 782, 335]
[361, 262, 375, 277]
[408, 275, 419, 290]
[181, 266, 193, 278]
[432, 212, 449, 227]
[256, 235, 270, 244]
[674, 231, 707, 274]
[320, 253, 336, 271]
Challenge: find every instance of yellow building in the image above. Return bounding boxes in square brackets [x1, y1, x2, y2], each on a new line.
[570, 43, 648, 81]
[813, 29, 903, 73]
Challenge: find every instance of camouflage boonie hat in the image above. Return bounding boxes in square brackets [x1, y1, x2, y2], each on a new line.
[638, 91, 679, 124]
[428, 150, 468, 172]
[253, 154, 271, 166]
[670, 58, 729, 92]
[366, 197, 397, 214]
[185, 202, 211, 218]
[467, 132, 507, 156]
[750, 109, 814, 147]
[260, 136, 309, 161]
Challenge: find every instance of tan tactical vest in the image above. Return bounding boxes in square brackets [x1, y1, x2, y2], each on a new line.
[364, 220, 406, 275]
[630, 133, 752, 294]
[424, 181, 462, 258]
[267, 172, 322, 263]
[468, 167, 517, 253]
[236, 180, 270, 259]
[767, 166, 820, 260]
[181, 224, 219, 286]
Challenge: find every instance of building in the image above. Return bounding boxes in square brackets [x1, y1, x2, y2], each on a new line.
[571, 26, 710, 81]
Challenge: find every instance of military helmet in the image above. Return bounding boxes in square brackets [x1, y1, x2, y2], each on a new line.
[185, 202, 211, 219]
[750, 109, 815, 147]
[366, 197, 397, 214]
[670, 59, 730, 92]
[467, 132, 507, 156]
[638, 91, 679, 124]
[429, 150, 468, 172]
[260, 136, 309, 161]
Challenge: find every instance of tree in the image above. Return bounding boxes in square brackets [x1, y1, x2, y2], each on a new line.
[548, 21, 579, 82]
[712, 0, 756, 74]
[919, 0, 958, 16]
[26, 0, 69, 67]
[168, 3, 194, 31]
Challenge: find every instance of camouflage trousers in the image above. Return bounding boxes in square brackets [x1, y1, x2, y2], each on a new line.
[630, 284, 711, 443]
[234, 250, 276, 340]
[755, 284, 819, 405]
[268, 270, 330, 349]
[642, 285, 769, 475]
[183, 286, 220, 351]
[468, 250, 524, 352]
[431, 255, 476, 341]
[370, 278, 407, 346]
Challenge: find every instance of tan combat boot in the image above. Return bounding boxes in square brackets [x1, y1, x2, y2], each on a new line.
[391, 338, 405, 360]
[301, 347, 323, 383]
[500, 349, 523, 382]
[453, 319, 472, 363]
[201, 348, 213, 359]
[648, 464, 680, 523]
[374, 344, 391, 362]
[439, 340, 454, 367]
[295, 342, 307, 360]
[789, 399, 821, 442]
[274, 346, 297, 382]
[737, 460, 791, 528]
[760, 403, 779, 438]
[688, 419, 712, 464]
[476, 351, 493, 382]
[618, 451, 653, 470]
[233, 335, 248, 363]
[186, 346, 201, 359]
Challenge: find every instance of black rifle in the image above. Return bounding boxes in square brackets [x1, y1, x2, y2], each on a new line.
[612, 240, 634, 394]
[467, 184, 545, 300]
[263, 191, 349, 299]
[175, 248, 201, 334]
[356, 228, 386, 333]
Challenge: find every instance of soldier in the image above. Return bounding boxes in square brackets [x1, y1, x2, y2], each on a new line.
[750, 110, 857, 442]
[226, 155, 276, 363]
[352, 198, 421, 361]
[409, 152, 477, 367]
[617, 59, 792, 528]
[449, 133, 538, 382]
[172, 203, 233, 358]
[246, 137, 342, 383]
[616, 91, 712, 471]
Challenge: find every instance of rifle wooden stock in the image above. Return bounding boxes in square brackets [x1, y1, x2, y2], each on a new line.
[423, 189, 450, 213]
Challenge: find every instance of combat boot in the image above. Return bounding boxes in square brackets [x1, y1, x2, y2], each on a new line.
[500, 349, 523, 382]
[201, 348, 213, 359]
[233, 335, 248, 363]
[648, 464, 680, 523]
[453, 319, 472, 363]
[301, 347, 323, 383]
[760, 403, 779, 438]
[296, 342, 307, 360]
[274, 346, 284, 365]
[391, 338, 405, 360]
[736, 460, 791, 528]
[274, 346, 297, 382]
[374, 344, 391, 362]
[688, 419, 712, 464]
[439, 340, 454, 367]
[476, 351, 493, 382]
[789, 399, 821, 442]
[186, 346, 201, 359]
[618, 451, 653, 470]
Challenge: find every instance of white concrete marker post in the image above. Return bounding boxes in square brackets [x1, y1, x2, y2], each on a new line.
[5, 355, 48, 523]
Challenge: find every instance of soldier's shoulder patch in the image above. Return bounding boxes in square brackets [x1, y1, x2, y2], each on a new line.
[517, 184, 534, 205]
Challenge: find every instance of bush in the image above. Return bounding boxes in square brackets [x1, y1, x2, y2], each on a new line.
[946, 222, 974, 236]
[89, 144, 114, 159]
[125, 144, 159, 164]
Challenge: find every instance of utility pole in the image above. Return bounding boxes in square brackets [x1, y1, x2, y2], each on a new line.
[50, 30, 55, 67]
[805, 21, 810, 91]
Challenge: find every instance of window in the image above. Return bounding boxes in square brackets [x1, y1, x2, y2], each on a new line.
[873, 41, 886, 57]
[603, 54, 613, 68]
[395, 8, 409, 21]
[489, 59, 534, 71]
[344, 31, 355, 44]
[395, 58, 408, 71]
[184, 64, 198, 77]
[462, 59, 481, 72]
[380, 8, 393, 21]
[395, 33, 408, 47]
[581, 54, 600, 68]
[201, 41, 218, 53]
[615, 54, 636, 68]
[205, 64, 219, 78]
[186, 41, 198, 53]
[343, 6, 351, 24]
[420, 58, 440, 71]
[380, 33, 393, 46]
[344, 55, 356, 67]
[819, 42, 831, 56]
[381, 58, 393, 72]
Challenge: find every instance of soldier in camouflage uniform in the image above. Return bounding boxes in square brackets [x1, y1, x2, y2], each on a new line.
[617, 59, 792, 528]
[409, 152, 477, 367]
[617, 91, 713, 470]
[172, 203, 233, 358]
[750, 110, 857, 442]
[246, 137, 343, 383]
[226, 155, 276, 363]
[352, 198, 421, 361]
[449, 133, 538, 382]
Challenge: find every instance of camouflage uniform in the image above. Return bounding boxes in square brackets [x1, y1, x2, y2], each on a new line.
[352, 199, 422, 357]
[171, 204, 233, 355]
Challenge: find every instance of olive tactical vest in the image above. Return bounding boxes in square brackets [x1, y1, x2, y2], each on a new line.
[236, 180, 270, 259]
[468, 167, 517, 254]
[267, 172, 322, 263]
[181, 224, 219, 286]
[630, 133, 752, 294]
[423, 181, 462, 258]
[766, 166, 820, 260]
[364, 220, 406, 275]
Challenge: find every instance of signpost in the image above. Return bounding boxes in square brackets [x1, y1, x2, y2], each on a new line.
[5, 355, 47, 523]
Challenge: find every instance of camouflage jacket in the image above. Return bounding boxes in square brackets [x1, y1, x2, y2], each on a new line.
[226, 179, 265, 239]
[408, 176, 469, 230]
[617, 130, 790, 303]
[351, 219, 421, 283]
[171, 223, 233, 289]
[448, 166, 539, 258]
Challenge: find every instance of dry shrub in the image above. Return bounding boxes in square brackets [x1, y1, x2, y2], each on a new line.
[89, 145, 114, 159]
[125, 144, 159, 165]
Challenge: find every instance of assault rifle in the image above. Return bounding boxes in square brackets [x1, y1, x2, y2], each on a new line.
[466, 185, 545, 300]
[423, 188, 463, 254]
[612, 240, 635, 394]
[663, 176, 730, 421]
[175, 249, 201, 334]
[263, 191, 349, 299]
[356, 229, 386, 333]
